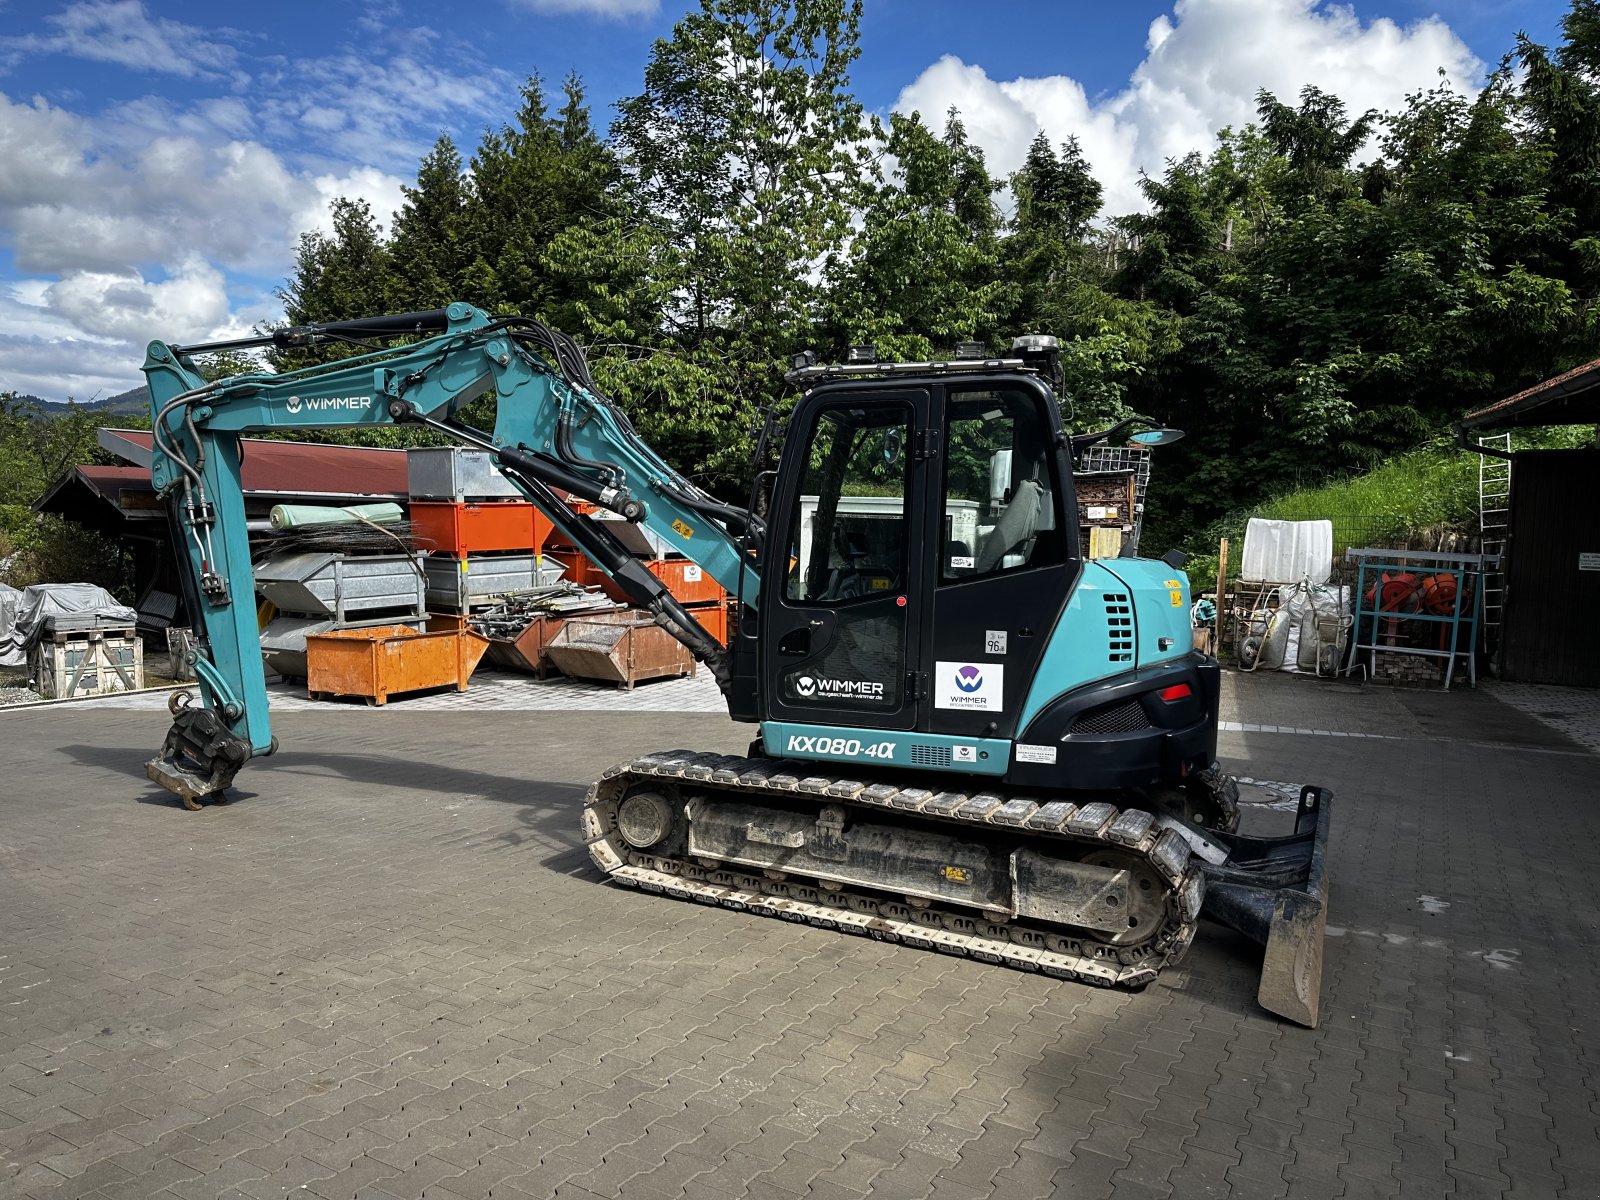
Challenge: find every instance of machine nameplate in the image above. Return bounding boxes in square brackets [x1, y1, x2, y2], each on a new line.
[1015, 743, 1057, 765]
[784, 735, 897, 759]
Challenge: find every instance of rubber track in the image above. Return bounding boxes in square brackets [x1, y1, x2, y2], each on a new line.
[582, 750, 1208, 991]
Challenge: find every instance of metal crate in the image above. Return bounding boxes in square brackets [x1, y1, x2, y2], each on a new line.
[31, 628, 144, 699]
[406, 447, 522, 501]
[423, 554, 566, 612]
[254, 551, 427, 621]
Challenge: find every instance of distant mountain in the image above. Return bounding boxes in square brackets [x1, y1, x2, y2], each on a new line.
[28, 387, 148, 420]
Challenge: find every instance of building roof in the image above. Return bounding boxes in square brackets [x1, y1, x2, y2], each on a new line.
[36, 431, 412, 531]
[97, 429, 409, 497]
[1459, 357, 1600, 430]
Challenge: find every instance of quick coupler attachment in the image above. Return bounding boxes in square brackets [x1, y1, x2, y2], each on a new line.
[1198, 785, 1332, 1028]
[144, 693, 253, 811]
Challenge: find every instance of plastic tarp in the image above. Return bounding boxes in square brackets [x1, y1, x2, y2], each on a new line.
[0, 583, 22, 667]
[1240, 518, 1333, 584]
[13, 583, 137, 650]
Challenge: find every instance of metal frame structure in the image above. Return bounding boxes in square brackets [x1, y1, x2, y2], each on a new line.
[1077, 444, 1152, 555]
[1346, 548, 1500, 689]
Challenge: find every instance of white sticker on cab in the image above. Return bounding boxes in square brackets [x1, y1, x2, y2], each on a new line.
[1015, 743, 1057, 766]
[934, 661, 1004, 712]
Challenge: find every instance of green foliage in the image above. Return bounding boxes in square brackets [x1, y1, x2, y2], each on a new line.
[0, 509, 131, 598]
[1182, 427, 1594, 591]
[259, 0, 1600, 528]
[0, 393, 113, 505]
[823, 109, 1006, 356]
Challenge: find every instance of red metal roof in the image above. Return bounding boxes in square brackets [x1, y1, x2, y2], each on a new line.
[1459, 356, 1600, 430]
[77, 465, 150, 496]
[109, 431, 408, 497]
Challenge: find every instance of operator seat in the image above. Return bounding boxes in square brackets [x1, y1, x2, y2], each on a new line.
[975, 477, 1045, 573]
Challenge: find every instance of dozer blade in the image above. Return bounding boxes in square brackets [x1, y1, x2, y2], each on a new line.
[1198, 785, 1332, 1028]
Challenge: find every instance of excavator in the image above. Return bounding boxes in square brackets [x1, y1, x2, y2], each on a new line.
[141, 303, 1331, 1026]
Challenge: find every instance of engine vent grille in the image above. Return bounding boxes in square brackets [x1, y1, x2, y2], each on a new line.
[1104, 592, 1133, 663]
[1070, 699, 1151, 735]
[911, 744, 952, 767]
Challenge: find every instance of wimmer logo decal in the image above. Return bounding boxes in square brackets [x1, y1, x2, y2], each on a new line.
[285, 395, 371, 415]
[793, 675, 886, 702]
[935, 661, 1004, 712]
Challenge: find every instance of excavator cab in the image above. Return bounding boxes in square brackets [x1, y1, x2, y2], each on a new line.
[753, 368, 1076, 745]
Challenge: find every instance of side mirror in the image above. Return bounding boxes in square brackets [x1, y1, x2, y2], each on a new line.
[1130, 428, 1185, 447]
[1070, 415, 1186, 452]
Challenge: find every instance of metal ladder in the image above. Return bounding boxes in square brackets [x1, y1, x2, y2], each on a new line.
[1477, 432, 1512, 654]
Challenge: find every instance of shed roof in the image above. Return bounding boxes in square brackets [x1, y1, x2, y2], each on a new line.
[36, 432, 412, 533]
[1458, 357, 1600, 430]
[98, 429, 409, 497]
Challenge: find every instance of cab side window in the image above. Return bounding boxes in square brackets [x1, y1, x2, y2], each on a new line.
[784, 405, 911, 604]
[940, 388, 1064, 582]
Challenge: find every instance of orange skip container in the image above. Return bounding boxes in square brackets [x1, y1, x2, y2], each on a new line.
[306, 624, 489, 705]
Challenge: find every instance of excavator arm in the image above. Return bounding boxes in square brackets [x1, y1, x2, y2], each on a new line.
[143, 302, 759, 806]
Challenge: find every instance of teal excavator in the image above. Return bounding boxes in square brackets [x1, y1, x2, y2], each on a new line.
[141, 304, 1331, 1025]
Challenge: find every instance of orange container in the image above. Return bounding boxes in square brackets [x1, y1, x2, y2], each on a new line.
[549, 549, 608, 587]
[588, 557, 725, 606]
[684, 600, 728, 645]
[410, 501, 552, 556]
[650, 559, 724, 605]
[305, 624, 489, 705]
[481, 613, 571, 678]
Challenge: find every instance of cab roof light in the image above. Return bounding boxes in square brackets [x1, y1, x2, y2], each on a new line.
[955, 341, 987, 360]
[846, 344, 877, 364]
[790, 349, 817, 372]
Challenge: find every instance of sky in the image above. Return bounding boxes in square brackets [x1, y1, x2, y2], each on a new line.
[0, 0, 1570, 404]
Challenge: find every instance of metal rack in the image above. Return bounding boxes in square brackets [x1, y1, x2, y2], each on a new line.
[1346, 548, 1500, 689]
[1078, 444, 1152, 554]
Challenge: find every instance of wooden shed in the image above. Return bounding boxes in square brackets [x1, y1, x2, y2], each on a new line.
[1458, 362, 1600, 688]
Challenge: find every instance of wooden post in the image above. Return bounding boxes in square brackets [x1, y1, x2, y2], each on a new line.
[1215, 537, 1230, 652]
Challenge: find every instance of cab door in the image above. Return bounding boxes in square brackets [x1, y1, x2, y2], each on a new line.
[762, 391, 929, 731]
[922, 379, 1080, 740]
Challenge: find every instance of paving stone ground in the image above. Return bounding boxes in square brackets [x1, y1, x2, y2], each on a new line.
[1, 671, 1597, 1199]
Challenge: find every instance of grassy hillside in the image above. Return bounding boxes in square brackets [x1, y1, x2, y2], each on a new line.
[1184, 428, 1594, 592]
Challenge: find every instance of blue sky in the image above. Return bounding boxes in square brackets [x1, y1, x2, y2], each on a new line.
[0, 0, 1571, 401]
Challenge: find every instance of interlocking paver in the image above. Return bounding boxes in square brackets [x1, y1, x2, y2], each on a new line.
[2, 678, 1596, 1200]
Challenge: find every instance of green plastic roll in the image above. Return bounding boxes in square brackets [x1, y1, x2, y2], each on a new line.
[268, 502, 405, 530]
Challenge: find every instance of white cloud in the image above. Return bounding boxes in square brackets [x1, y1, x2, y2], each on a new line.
[0, 94, 405, 275]
[896, 0, 1484, 218]
[45, 260, 230, 344]
[0, 5, 513, 402]
[0, 91, 408, 398]
[0, 0, 240, 80]
[509, 0, 659, 16]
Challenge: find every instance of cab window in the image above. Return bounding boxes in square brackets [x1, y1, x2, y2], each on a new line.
[940, 387, 1064, 582]
[784, 404, 910, 604]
